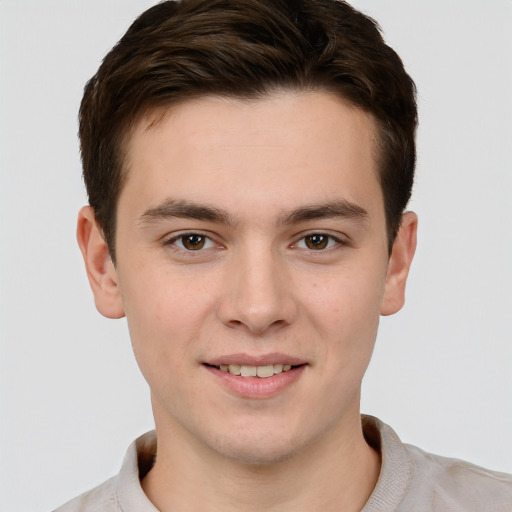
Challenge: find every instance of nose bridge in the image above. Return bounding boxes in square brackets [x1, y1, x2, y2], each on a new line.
[218, 239, 295, 334]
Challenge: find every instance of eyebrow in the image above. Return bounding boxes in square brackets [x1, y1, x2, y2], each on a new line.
[139, 199, 235, 225]
[139, 198, 368, 226]
[280, 200, 368, 225]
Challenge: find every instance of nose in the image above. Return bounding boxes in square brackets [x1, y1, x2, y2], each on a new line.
[216, 244, 298, 335]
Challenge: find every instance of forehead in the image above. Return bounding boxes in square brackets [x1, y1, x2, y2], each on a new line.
[120, 91, 384, 222]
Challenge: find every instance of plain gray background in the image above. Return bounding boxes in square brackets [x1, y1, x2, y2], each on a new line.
[1, 1, 511, 510]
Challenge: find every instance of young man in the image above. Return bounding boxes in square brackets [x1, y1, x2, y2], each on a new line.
[56, 0, 512, 510]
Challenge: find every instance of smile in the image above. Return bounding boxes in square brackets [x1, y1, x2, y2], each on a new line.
[214, 363, 294, 378]
[203, 359, 307, 398]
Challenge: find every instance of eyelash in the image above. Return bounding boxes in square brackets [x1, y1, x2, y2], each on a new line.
[293, 233, 345, 251]
[163, 232, 346, 253]
[164, 232, 219, 252]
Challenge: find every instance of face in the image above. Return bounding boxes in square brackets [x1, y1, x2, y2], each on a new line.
[79, 91, 416, 465]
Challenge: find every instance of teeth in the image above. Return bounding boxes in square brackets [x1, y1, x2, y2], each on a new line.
[256, 365, 274, 378]
[228, 364, 241, 375]
[217, 363, 296, 378]
[240, 365, 257, 377]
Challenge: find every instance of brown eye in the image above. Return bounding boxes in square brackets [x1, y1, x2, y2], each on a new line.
[304, 234, 329, 250]
[181, 234, 206, 250]
[168, 233, 217, 252]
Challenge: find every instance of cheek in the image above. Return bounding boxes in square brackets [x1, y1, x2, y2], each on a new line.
[303, 263, 386, 329]
[121, 256, 215, 325]
[300, 264, 385, 374]
[118, 264, 217, 377]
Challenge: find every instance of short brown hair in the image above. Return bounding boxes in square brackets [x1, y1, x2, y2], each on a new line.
[79, 0, 417, 261]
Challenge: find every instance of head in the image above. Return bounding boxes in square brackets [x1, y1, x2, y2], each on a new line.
[79, 0, 417, 263]
[76, 0, 418, 467]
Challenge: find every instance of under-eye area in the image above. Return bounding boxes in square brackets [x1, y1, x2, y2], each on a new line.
[203, 363, 305, 378]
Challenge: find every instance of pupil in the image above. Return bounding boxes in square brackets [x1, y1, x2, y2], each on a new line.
[307, 235, 328, 250]
[184, 235, 205, 250]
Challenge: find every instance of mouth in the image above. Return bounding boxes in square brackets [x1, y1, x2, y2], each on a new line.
[202, 354, 308, 398]
[203, 363, 303, 378]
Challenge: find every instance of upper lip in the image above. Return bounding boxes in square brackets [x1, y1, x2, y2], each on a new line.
[204, 353, 307, 367]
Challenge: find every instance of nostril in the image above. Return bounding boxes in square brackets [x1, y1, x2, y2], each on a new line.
[225, 317, 289, 335]
[215, 272, 298, 334]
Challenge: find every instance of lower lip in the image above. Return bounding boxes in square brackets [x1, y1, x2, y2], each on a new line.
[203, 365, 306, 399]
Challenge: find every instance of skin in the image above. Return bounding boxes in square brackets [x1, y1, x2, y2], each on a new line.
[78, 90, 417, 511]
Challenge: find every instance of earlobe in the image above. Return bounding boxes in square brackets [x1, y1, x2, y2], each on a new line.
[380, 211, 418, 316]
[76, 206, 125, 319]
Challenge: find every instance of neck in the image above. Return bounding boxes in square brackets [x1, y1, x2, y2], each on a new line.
[142, 409, 380, 512]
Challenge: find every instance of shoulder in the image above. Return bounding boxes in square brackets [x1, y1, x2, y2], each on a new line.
[403, 443, 512, 511]
[362, 416, 512, 512]
[52, 477, 118, 512]
[52, 430, 157, 512]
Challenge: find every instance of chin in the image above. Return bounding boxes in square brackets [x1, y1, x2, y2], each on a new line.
[210, 423, 307, 466]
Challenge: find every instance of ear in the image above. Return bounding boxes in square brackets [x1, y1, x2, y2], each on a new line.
[380, 211, 418, 316]
[76, 206, 125, 319]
